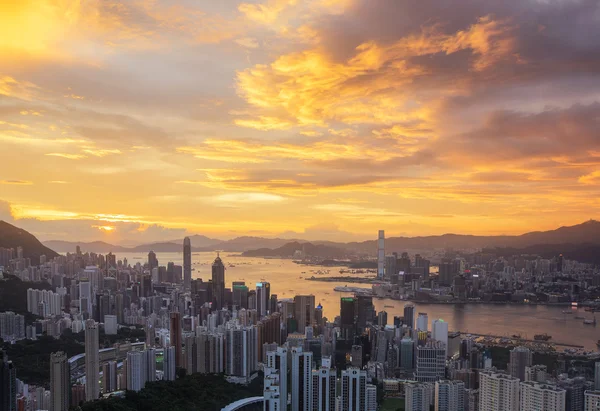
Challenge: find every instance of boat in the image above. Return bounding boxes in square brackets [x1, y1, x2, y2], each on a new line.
[534, 333, 552, 341]
[384, 305, 395, 308]
[584, 318, 597, 325]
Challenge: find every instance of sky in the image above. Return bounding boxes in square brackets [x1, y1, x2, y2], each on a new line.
[1, 0, 600, 244]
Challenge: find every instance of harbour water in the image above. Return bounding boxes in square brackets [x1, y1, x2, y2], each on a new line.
[119, 251, 600, 350]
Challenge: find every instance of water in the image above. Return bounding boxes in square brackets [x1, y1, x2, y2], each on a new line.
[119, 251, 600, 350]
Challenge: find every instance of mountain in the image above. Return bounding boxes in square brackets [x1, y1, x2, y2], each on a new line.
[198, 236, 305, 252]
[487, 242, 600, 265]
[42, 240, 130, 254]
[0, 220, 59, 264]
[170, 235, 223, 249]
[242, 241, 348, 258]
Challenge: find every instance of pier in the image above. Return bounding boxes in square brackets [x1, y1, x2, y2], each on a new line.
[455, 331, 585, 349]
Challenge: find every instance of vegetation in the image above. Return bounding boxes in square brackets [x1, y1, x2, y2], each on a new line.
[0, 220, 59, 264]
[77, 373, 263, 411]
[0, 274, 51, 323]
[380, 398, 405, 411]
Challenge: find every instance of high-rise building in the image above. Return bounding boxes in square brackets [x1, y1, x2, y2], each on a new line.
[84, 320, 99, 402]
[432, 319, 449, 358]
[377, 311, 388, 327]
[478, 371, 519, 411]
[148, 251, 158, 272]
[50, 352, 70, 411]
[257, 281, 271, 317]
[291, 347, 313, 411]
[416, 341, 446, 382]
[170, 312, 183, 368]
[465, 389, 479, 411]
[595, 362, 600, 390]
[183, 238, 191, 291]
[126, 351, 146, 392]
[585, 391, 600, 411]
[312, 360, 337, 411]
[212, 254, 226, 310]
[232, 282, 249, 309]
[406, 382, 431, 411]
[377, 230, 385, 279]
[401, 337, 415, 370]
[435, 380, 464, 411]
[356, 295, 375, 332]
[102, 361, 117, 393]
[404, 304, 415, 329]
[226, 326, 258, 379]
[146, 349, 156, 383]
[557, 376, 585, 411]
[520, 381, 565, 411]
[294, 295, 315, 330]
[163, 346, 176, 381]
[1, 350, 17, 411]
[266, 347, 288, 411]
[385, 255, 397, 281]
[341, 368, 367, 411]
[509, 346, 532, 381]
[417, 313, 429, 332]
[525, 365, 547, 383]
[366, 384, 377, 411]
[340, 296, 356, 340]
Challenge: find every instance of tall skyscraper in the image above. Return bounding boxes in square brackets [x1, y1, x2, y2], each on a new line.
[212, 254, 226, 310]
[226, 326, 258, 379]
[400, 337, 415, 370]
[405, 382, 430, 411]
[257, 281, 271, 317]
[163, 346, 176, 381]
[520, 381, 565, 411]
[432, 319, 449, 358]
[102, 361, 117, 393]
[415, 341, 446, 382]
[146, 349, 156, 383]
[148, 251, 158, 272]
[0, 350, 17, 411]
[291, 347, 313, 411]
[404, 303, 415, 329]
[170, 312, 183, 368]
[366, 384, 377, 411]
[312, 360, 336, 411]
[479, 371, 519, 411]
[377, 230, 385, 279]
[435, 380, 465, 411]
[84, 320, 99, 402]
[183, 237, 191, 291]
[265, 347, 288, 411]
[126, 351, 146, 392]
[340, 296, 356, 340]
[509, 346, 532, 381]
[294, 295, 315, 330]
[50, 352, 70, 411]
[341, 368, 367, 411]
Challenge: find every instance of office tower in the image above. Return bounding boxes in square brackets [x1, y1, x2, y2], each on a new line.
[294, 295, 315, 330]
[50, 352, 70, 411]
[226, 327, 258, 378]
[102, 361, 117, 393]
[270, 294, 278, 315]
[232, 282, 249, 309]
[312, 361, 336, 411]
[478, 371, 519, 411]
[266, 347, 288, 411]
[586, 391, 600, 411]
[84, 320, 99, 401]
[525, 365, 547, 383]
[146, 349, 156, 383]
[520, 381, 565, 411]
[163, 346, 176, 381]
[183, 237, 191, 291]
[596, 362, 600, 390]
[291, 347, 313, 411]
[377, 230, 385, 279]
[257, 281, 271, 317]
[404, 303, 415, 329]
[377, 311, 388, 327]
[509, 346, 532, 381]
[356, 295, 375, 332]
[79, 282, 92, 316]
[351, 345, 363, 368]
[1, 350, 17, 411]
[148, 251, 158, 271]
[212, 254, 226, 310]
[126, 351, 146, 392]
[341, 368, 367, 411]
[366, 384, 377, 411]
[340, 296, 356, 340]
[417, 313, 429, 332]
[415, 341, 446, 382]
[432, 319, 449, 358]
[170, 312, 183, 367]
[401, 337, 415, 370]
[385, 255, 397, 281]
[406, 382, 430, 411]
[435, 380, 464, 411]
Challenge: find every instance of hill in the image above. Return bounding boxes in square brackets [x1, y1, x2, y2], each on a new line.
[0, 220, 59, 264]
[242, 241, 348, 258]
[486, 242, 600, 265]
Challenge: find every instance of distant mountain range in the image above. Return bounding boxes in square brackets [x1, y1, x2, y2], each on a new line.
[0, 221, 59, 264]
[242, 241, 349, 258]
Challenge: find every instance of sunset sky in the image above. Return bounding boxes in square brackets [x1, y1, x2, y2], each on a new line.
[1, 0, 599, 243]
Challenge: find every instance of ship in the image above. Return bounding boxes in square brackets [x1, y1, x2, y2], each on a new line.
[534, 333, 552, 341]
[584, 318, 597, 325]
[384, 305, 395, 308]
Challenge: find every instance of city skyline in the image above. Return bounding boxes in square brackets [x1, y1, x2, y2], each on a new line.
[2, 0, 600, 243]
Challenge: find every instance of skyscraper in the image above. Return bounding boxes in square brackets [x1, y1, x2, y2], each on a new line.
[341, 368, 367, 411]
[126, 351, 146, 392]
[479, 371, 519, 411]
[170, 312, 183, 368]
[257, 281, 271, 317]
[417, 313, 429, 332]
[509, 346, 532, 381]
[291, 347, 313, 411]
[212, 254, 226, 310]
[432, 319, 449, 358]
[404, 303, 415, 329]
[405, 382, 430, 411]
[585, 391, 600, 411]
[340, 296, 356, 340]
[520, 381, 565, 411]
[366, 384, 377, 411]
[312, 360, 336, 411]
[148, 251, 158, 272]
[377, 230, 385, 279]
[163, 346, 176, 381]
[226, 326, 258, 379]
[265, 347, 288, 411]
[50, 352, 70, 411]
[0, 350, 17, 411]
[435, 380, 465, 411]
[400, 337, 415, 370]
[183, 237, 191, 291]
[415, 341, 446, 382]
[84, 320, 99, 402]
[102, 361, 117, 393]
[294, 295, 315, 330]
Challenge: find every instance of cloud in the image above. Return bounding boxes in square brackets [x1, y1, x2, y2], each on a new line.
[45, 153, 87, 160]
[213, 192, 286, 204]
[0, 180, 33, 185]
